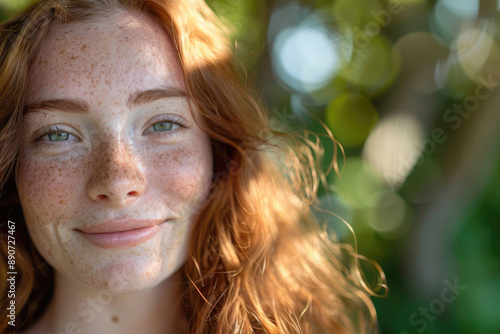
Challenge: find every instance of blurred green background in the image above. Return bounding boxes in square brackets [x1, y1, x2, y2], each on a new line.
[2, 0, 500, 333]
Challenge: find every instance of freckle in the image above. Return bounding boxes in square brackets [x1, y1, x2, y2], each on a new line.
[111, 316, 119, 323]
[81, 44, 87, 51]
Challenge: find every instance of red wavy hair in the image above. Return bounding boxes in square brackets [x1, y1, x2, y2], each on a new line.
[0, 0, 387, 333]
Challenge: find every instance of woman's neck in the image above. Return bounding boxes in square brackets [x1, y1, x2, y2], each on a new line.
[25, 269, 186, 334]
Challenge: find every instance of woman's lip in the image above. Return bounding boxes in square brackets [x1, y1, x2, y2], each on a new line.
[76, 219, 165, 234]
[76, 226, 160, 249]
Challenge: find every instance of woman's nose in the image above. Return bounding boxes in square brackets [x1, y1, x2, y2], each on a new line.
[86, 139, 147, 207]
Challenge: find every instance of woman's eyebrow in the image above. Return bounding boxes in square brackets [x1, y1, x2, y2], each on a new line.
[24, 98, 90, 115]
[127, 86, 187, 109]
[24, 87, 187, 114]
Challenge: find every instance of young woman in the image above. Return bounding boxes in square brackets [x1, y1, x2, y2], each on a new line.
[0, 0, 386, 333]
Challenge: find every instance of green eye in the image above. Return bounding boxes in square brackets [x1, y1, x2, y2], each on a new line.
[144, 115, 184, 135]
[152, 122, 174, 132]
[48, 132, 70, 141]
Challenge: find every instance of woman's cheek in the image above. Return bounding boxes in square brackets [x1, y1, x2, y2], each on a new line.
[147, 143, 213, 207]
[17, 154, 82, 225]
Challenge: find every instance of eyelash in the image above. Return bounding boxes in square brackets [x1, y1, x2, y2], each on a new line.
[31, 125, 76, 150]
[30, 115, 187, 149]
[143, 114, 187, 135]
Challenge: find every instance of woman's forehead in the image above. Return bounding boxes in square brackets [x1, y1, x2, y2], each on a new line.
[27, 12, 185, 106]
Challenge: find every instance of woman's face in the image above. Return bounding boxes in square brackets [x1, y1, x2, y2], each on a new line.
[16, 13, 213, 293]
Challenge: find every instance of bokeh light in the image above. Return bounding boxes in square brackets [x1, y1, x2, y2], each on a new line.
[454, 21, 500, 82]
[341, 35, 401, 97]
[366, 190, 407, 235]
[429, 0, 479, 44]
[363, 112, 426, 189]
[325, 93, 379, 148]
[332, 157, 382, 209]
[272, 23, 343, 93]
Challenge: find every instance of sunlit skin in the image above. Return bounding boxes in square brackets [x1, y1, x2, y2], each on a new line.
[16, 12, 213, 334]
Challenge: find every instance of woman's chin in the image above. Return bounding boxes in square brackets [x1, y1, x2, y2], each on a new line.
[66, 256, 172, 295]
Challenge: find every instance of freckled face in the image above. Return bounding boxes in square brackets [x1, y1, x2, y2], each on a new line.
[16, 14, 213, 293]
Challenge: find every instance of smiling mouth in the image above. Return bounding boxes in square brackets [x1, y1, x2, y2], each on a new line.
[75, 219, 165, 249]
[76, 218, 165, 234]
[76, 226, 161, 249]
